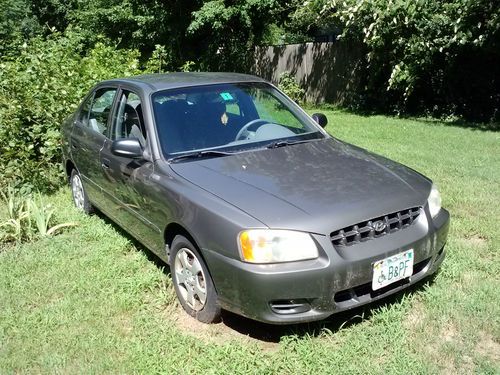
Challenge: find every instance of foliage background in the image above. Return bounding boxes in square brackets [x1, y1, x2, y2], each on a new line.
[0, 0, 498, 191]
[0, 30, 141, 192]
[316, 0, 500, 121]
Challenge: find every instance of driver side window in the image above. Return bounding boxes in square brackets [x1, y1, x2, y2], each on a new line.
[112, 90, 147, 147]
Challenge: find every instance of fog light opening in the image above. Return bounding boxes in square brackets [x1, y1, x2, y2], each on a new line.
[334, 290, 354, 303]
[269, 299, 311, 315]
[436, 245, 445, 259]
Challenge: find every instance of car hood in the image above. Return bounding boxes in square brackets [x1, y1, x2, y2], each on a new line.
[169, 138, 431, 234]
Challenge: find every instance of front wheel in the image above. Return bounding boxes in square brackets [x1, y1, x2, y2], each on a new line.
[170, 235, 221, 323]
[70, 169, 94, 215]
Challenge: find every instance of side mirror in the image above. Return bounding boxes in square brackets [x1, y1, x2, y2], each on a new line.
[111, 138, 143, 159]
[312, 113, 328, 128]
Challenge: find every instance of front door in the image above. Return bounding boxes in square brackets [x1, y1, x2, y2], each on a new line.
[98, 89, 161, 250]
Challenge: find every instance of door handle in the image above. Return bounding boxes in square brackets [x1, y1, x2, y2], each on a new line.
[101, 158, 111, 170]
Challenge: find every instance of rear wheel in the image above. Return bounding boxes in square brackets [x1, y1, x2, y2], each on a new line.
[70, 169, 94, 214]
[170, 235, 221, 323]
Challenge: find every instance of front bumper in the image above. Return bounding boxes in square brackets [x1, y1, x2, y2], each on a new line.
[203, 208, 450, 324]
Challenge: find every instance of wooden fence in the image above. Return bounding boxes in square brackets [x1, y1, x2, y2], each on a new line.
[253, 42, 363, 104]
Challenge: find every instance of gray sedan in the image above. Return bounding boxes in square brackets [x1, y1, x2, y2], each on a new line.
[61, 73, 450, 324]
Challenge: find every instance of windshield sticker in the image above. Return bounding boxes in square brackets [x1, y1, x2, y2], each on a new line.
[220, 92, 234, 101]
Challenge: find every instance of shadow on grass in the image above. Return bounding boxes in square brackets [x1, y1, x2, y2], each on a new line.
[94, 209, 171, 276]
[311, 104, 500, 132]
[93, 208, 438, 343]
[410, 117, 500, 132]
[218, 274, 437, 343]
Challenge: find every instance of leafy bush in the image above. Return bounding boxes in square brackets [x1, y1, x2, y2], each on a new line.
[314, 0, 500, 121]
[144, 44, 171, 73]
[0, 30, 141, 192]
[278, 72, 305, 104]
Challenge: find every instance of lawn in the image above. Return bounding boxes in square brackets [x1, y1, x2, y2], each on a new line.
[1, 110, 499, 374]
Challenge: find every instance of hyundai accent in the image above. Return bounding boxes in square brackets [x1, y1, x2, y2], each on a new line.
[61, 73, 450, 324]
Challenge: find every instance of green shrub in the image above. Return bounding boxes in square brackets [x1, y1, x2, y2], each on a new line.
[0, 30, 141, 192]
[144, 44, 171, 73]
[278, 72, 305, 104]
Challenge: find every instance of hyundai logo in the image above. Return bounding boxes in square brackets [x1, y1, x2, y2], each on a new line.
[372, 220, 387, 232]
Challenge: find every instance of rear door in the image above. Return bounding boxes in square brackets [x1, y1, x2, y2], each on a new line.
[70, 87, 117, 207]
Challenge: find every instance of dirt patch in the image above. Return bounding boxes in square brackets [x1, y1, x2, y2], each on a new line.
[420, 322, 463, 374]
[460, 271, 476, 284]
[476, 333, 500, 363]
[442, 322, 458, 343]
[404, 299, 426, 330]
[462, 234, 488, 248]
[173, 307, 280, 352]
[113, 312, 134, 337]
[428, 349, 458, 375]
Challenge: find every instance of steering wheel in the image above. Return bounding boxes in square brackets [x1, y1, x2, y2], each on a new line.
[235, 119, 270, 141]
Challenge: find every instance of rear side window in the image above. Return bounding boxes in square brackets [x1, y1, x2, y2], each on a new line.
[86, 88, 117, 135]
[77, 95, 93, 127]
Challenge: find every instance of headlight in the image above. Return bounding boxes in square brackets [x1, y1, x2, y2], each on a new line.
[238, 229, 318, 263]
[427, 184, 442, 218]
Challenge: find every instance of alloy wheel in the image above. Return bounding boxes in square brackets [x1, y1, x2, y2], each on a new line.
[71, 174, 85, 210]
[174, 247, 207, 311]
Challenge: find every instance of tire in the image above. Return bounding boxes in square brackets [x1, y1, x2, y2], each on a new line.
[70, 169, 94, 215]
[170, 235, 221, 323]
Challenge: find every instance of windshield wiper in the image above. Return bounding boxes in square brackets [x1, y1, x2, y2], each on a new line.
[266, 139, 314, 149]
[168, 150, 236, 163]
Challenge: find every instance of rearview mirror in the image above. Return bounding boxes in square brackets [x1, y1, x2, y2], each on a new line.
[312, 113, 328, 128]
[111, 138, 143, 159]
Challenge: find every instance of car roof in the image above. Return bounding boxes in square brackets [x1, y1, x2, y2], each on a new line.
[104, 72, 268, 92]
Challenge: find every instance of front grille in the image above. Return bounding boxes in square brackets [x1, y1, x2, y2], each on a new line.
[331, 207, 421, 247]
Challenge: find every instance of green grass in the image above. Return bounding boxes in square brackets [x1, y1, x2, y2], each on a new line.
[1, 110, 499, 373]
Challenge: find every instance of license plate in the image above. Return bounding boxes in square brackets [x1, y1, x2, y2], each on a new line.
[372, 249, 414, 291]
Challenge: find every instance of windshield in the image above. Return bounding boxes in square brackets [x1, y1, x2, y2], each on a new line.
[151, 82, 324, 158]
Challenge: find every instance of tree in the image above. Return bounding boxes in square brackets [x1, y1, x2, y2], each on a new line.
[0, 0, 41, 55]
[188, 0, 299, 70]
[27, 0, 203, 69]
